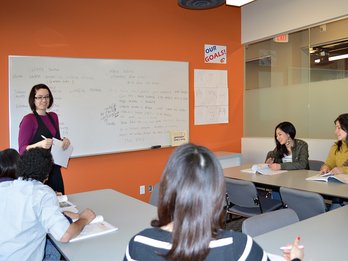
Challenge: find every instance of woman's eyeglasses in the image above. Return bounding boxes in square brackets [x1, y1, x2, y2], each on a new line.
[35, 96, 50, 101]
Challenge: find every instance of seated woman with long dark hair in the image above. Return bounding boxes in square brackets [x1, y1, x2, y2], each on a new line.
[124, 143, 303, 261]
[266, 121, 309, 170]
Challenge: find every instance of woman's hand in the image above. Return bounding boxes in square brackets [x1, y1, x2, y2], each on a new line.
[320, 165, 330, 175]
[282, 236, 304, 261]
[62, 137, 71, 150]
[330, 167, 344, 175]
[269, 163, 281, 170]
[26, 137, 52, 151]
[40, 138, 53, 149]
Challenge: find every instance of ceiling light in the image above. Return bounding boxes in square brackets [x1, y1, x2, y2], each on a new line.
[178, 0, 225, 9]
[226, 0, 255, 6]
[328, 54, 348, 61]
[309, 48, 316, 54]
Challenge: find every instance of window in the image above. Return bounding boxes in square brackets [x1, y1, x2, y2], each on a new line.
[244, 17, 348, 139]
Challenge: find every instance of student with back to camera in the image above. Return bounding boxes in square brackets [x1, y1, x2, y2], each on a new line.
[265, 121, 309, 170]
[124, 143, 303, 261]
[0, 148, 20, 182]
[0, 148, 95, 261]
[18, 83, 71, 194]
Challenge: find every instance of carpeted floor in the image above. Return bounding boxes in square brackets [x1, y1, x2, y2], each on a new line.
[224, 215, 246, 232]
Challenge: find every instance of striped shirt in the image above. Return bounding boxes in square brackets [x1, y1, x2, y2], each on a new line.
[124, 228, 269, 261]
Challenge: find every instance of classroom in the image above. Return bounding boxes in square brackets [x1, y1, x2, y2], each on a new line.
[1, 0, 244, 200]
[1, 0, 348, 259]
[2, 0, 347, 199]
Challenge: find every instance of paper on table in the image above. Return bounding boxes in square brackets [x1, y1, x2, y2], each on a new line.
[57, 195, 78, 213]
[241, 163, 288, 175]
[306, 173, 348, 184]
[51, 138, 73, 168]
[70, 215, 118, 242]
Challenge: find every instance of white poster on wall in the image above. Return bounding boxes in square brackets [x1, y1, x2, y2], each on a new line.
[194, 69, 228, 125]
[204, 44, 227, 64]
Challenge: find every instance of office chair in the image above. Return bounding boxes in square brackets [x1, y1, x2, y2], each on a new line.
[242, 208, 299, 237]
[149, 182, 160, 207]
[225, 178, 283, 218]
[309, 160, 325, 171]
[280, 186, 326, 220]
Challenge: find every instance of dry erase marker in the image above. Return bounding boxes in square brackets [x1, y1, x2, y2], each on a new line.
[280, 245, 304, 250]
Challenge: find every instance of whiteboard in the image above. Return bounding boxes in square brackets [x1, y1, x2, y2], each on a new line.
[9, 56, 189, 157]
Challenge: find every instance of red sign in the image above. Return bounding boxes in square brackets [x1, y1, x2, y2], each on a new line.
[273, 34, 288, 43]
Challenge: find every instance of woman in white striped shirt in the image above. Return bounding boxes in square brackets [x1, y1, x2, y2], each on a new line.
[124, 143, 303, 261]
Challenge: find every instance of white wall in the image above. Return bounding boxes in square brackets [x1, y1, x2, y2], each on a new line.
[242, 0, 348, 43]
[241, 137, 335, 164]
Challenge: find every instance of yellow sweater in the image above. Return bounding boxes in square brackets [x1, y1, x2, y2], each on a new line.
[324, 141, 348, 174]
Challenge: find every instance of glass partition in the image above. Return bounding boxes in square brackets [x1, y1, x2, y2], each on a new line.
[244, 17, 348, 139]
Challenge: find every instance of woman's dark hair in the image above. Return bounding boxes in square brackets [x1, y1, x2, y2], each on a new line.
[28, 83, 54, 112]
[17, 148, 53, 182]
[151, 143, 225, 261]
[0, 148, 20, 179]
[334, 113, 348, 152]
[274, 121, 296, 156]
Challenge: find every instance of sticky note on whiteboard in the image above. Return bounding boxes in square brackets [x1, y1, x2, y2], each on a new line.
[170, 131, 188, 147]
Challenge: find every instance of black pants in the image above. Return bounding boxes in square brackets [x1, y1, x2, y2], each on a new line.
[47, 164, 65, 194]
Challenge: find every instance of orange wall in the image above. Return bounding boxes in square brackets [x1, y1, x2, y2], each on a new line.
[0, 0, 243, 201]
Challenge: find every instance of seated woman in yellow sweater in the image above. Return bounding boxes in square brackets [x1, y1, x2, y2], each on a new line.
[320, 113, 348, 175]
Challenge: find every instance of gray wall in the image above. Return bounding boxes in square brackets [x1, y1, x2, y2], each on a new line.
[242, 0, 348, 43]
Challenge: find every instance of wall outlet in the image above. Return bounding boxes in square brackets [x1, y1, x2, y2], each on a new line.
[140, 185, 145, 195]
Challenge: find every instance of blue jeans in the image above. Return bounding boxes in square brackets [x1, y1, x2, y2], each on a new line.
[271, 191, 281, 200]
[44, 238, 61, 261]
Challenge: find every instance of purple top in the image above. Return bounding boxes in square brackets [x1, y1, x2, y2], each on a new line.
[18, 112, 59, 155]
[0, 177, 13, 183]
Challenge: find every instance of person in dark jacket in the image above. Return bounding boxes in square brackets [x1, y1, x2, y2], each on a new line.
[266, 121, 309, 170]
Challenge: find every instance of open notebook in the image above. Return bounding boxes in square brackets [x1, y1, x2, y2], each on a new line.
[57, 195, 118, 242]
[306, 173, 348, 184]
[70, 215, 118, 242]
[241, 164, 288, 175]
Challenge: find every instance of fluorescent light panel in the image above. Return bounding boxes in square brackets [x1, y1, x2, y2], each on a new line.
[314, 53, 348, 64]
[226, 0, 255, 6]
[328, 54, 348, 61]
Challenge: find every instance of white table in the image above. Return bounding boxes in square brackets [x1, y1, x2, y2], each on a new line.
[224, 165, 348, 199]
[254, 205, 348, 261]
[214, 151, 241, 169]
[51, 189, 157, 260]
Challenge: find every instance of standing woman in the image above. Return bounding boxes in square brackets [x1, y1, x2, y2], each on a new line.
[320, 113, 348, 175]
[18, 84, 70, 194]
[265, 121, 309, 170]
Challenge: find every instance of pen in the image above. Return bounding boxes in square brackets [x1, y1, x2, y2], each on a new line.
[41, 135, 47, 140]
[280, 245, 304, 250]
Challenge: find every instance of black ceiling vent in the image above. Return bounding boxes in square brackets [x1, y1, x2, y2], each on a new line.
[178, 0, 225, 9]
